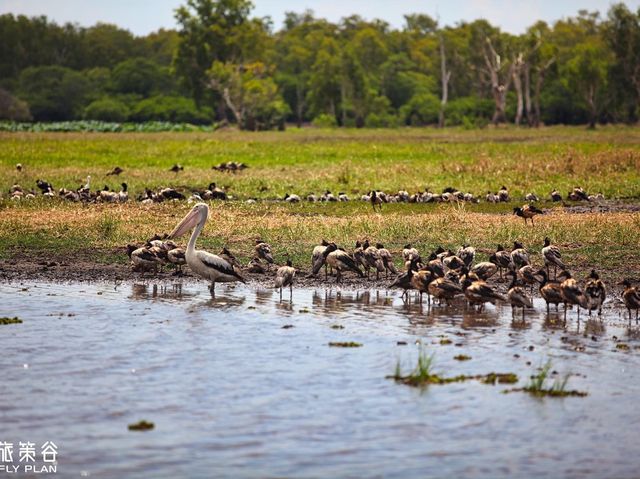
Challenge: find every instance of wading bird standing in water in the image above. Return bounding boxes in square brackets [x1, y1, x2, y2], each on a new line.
[169, 203, 245, 295]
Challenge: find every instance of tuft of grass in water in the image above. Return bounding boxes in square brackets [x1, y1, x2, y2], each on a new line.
[507, 360, 587, 397]
[0, 316, 22, 325]
[328, 341, 362, 348]
[389, 347, 517, 387]
[128, 420, 155, 431]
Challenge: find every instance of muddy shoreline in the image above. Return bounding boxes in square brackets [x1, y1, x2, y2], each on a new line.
[0, 249, 633, 314]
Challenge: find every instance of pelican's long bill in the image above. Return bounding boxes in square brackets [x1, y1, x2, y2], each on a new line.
[169, 205, 202, 239]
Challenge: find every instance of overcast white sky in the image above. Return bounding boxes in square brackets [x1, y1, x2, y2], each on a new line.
[0, 0, 638, 35]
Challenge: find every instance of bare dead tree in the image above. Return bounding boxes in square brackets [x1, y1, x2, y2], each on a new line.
[512, 53, 525, 125]
[482, 38, 516, 125]
[438, 35, 452, 128]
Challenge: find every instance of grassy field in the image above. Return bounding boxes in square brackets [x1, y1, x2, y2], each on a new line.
[1, 126, 639, 282]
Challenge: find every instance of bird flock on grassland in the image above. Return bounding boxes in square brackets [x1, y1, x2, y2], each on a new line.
[126, 203, 640, 322]
[7, 162, 605, 209]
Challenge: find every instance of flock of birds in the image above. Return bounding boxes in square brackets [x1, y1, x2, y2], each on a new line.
[125, 203, 640, 322]
[6, 163, 605, 211]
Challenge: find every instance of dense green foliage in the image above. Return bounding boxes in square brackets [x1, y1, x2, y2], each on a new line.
[1, 2, 639, 128]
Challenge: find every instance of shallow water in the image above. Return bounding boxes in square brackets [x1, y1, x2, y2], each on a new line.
[1, 280, 639, 478]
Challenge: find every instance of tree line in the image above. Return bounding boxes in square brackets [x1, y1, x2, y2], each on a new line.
[1, 0, 639, 129]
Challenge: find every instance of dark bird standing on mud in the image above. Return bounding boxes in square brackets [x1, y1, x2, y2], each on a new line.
[542, 237, 566, 280]
[550, 189, 562, 202]
[274, 260, 295, 299]
[513, 204, 543, 225]
[584, 270, 606, 316]
[618, 279, 640, 322]
[324, 243, 364, 283]
[510, 242, 530, 270]
[490, 245, 513, 280]
[506, 271, 533, 320]
[255, 240, 274, 265]
[558, 270, 590, 320]
[462, 276, 507, 311]
[537, 269, 564, 313]
[376, 243, 397, 277]
[309, 239, 331, 278]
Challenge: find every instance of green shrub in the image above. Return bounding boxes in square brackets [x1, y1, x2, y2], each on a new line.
[84, 98, 129, 122]
[130, 95, 212, 124]
[312, 113, 337, 128]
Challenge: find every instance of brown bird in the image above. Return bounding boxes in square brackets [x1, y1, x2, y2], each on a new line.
[506, 271, 533, 320]
[370, 190, 383, 212]
[489, 245, 513, 280]
[584, 270, 606, 316]
[510, 241, 530, 270]
[558, 270, 589, 320]
[410, 266, 437, 304]
[513, 204, 543, 225]
[537, 269, 564, 314]
[255, 240, 274, 264]
[107, 166, 124, 176]
[325, 243, 364, 283]
[618, 279, 640, 322]
[247, 257, 267, 274]
[219, 247, 242, 269]
[428, 276, 463, 306]
[462, 277, 507, 311]
[362, 240, 385, 280]
[274, 259, 295, 300]
[471, 262, 498, 281]
[390, 260, 418, 300]
[309, 239, 331, 278]
[542, 237, 566, 280]
[376, 243, 397, 277]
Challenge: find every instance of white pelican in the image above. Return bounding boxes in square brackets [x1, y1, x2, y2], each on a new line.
[168, 203, 245, 293]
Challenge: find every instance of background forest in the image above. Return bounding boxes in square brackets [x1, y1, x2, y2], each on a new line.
[1, 0, 639, 129]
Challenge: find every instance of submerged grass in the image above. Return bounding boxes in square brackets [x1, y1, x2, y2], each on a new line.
[0, 317, 22, 325]
[390, 347, 518, 387]
[507, 360, 588, 397]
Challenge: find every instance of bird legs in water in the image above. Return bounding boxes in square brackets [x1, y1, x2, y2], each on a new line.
[209, 282, 216, 296]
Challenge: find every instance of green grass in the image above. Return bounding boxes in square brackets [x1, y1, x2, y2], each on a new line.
[1, 126, 639, 201]
[0, 126, 639, 279]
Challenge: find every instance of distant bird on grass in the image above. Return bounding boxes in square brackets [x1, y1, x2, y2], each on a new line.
[15, 163, 22, 172]
[513, 204, 543, 225]
[107, 166, 124, 176]
[169, 164, 184, 173]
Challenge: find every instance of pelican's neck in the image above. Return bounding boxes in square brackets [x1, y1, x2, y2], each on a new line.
[187, 211, 206, 253]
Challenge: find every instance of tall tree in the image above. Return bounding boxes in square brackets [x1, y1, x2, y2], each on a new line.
[173, 0, 253, 107]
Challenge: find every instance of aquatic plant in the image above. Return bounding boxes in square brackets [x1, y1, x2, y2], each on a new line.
[328, 342, 362, 348]
[128, 420, 155, 431]
[508, 360, 587, 397]
[453, 354, 471, 361]
[0, 316, 22, 325]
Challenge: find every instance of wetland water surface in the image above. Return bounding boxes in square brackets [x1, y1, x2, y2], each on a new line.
[1, 281, 639, 478]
